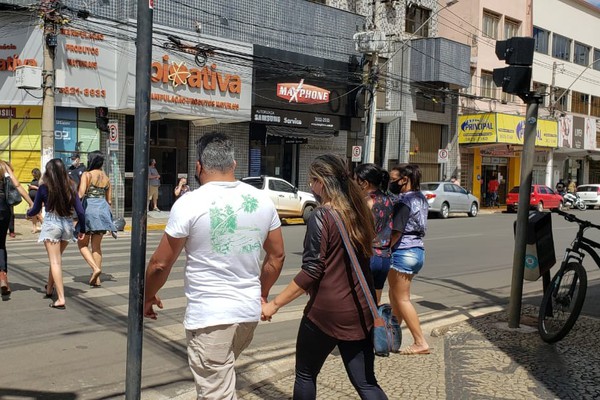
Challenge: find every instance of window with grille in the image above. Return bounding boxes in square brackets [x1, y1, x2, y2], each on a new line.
[406, 5, 431, 37]
[480, 71, 496, 98]
[533, 26, 549, 54]
[592, 96, 600, 117]
[574, 42, 590, 66]
[504, 18, 520, 39]
[572, 91, 590, 115]
[482, 11, 499, 39]
[552, 34, 571, 61]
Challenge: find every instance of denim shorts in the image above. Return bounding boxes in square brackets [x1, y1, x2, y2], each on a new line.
[38, 212, 76, 243]
[391, 247, 425, 275]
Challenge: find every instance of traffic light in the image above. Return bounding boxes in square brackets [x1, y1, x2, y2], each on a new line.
[95, 107, 109, 132]
[493, 37, 535, 95]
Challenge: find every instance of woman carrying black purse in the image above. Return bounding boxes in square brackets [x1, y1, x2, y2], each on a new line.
[0, 160, 34, 296]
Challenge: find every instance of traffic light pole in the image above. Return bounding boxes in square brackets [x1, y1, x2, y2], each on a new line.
[508, 92, 542, 329]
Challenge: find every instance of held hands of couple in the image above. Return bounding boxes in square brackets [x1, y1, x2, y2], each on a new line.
[260, 296, 280, 322]
[144, 295, 163, 320]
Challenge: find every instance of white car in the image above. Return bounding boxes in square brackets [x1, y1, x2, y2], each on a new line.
[576, 184, 600, 209]
[242, 176, 318, 223]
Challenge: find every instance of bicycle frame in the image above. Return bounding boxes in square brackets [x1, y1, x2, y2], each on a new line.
[563, 223, 600, 268]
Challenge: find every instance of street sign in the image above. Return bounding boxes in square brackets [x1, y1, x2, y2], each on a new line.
[108, 120, 119, 150]
[438, 148, 449, 163]
[352, 145, 362, 162]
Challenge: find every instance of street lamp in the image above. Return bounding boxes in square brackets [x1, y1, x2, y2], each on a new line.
[359, 0, 459, 164]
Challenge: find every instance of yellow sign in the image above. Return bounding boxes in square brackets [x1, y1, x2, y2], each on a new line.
[458, 114, 496, 144]
[459, 113, 558, 148]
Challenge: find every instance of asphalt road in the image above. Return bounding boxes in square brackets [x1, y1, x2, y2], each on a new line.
[2, 209, 600, 399]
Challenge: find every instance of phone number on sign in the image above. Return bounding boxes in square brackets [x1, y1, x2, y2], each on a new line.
[58, 87, 107, 97]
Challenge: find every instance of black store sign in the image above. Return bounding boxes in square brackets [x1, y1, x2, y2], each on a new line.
[253, 45, 362, 132]
[573, 116, 585, 150]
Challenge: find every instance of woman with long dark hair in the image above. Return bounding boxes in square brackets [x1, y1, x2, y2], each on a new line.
[388, 164, 429, 355]
[0, 160, 34, 296]
[27, 158, 86, 309]
[354, 163, 394, 305]
[262, 154, 387, 400]
[77, 151, 117, 287]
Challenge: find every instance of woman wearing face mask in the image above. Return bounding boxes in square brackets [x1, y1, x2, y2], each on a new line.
[354, 163, 394, 305]
[388, 164, 430, 355]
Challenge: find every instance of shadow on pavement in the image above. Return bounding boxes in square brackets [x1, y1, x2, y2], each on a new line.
[0, 388, 77, 399]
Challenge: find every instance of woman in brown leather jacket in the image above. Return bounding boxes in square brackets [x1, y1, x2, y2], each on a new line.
[261, 154, 388, 400]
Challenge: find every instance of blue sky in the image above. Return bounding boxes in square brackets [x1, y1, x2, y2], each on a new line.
[584, 0, 600, 8]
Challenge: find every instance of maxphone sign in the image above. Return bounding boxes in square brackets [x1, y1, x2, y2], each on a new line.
[252, 45, 362, 132]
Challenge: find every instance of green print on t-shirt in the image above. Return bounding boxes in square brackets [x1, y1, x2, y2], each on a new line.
[209, 194, 261, 255]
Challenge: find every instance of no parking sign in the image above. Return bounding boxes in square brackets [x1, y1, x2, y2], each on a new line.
[352, 145, 362, 162]
[108, 120, 119, 150]
[437, 149, 449, 163]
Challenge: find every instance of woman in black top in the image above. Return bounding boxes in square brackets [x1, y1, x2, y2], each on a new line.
[0, 160, 34, 296]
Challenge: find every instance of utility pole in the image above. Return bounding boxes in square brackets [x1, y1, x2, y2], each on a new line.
[41, 1, 57, 167]
[361, 1, 380, 164]
[548, 61, 557, 118]
[125, 0, 153, 397]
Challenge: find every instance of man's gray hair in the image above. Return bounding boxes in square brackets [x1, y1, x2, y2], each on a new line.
[196, 132, 235, 172]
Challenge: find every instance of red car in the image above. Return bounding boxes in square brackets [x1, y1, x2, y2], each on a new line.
[506, 185, 564, 213]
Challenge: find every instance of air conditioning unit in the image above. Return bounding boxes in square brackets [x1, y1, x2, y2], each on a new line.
[15, 65, 42, 89]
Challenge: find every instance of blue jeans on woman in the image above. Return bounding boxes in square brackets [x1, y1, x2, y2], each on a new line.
[293, 316, 388, 400]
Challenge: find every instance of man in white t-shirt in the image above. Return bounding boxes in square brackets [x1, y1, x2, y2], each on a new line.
[144, 133, 285, 399]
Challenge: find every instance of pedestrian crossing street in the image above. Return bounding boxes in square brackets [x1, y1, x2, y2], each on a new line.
[7, 232, 423, 347]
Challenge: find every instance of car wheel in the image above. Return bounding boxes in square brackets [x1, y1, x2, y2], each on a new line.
[467, 202, 478, 217]
[536, 202, 544, 212]
[302, 204, 315, 224]
[440, 202, 450, 219]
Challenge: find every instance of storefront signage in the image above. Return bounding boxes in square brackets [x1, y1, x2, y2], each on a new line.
[0, 54, 38, 71]
[573, 116, 585, 150]
[459, 113, 558, 148]
[284, 138, 308, 144]
[0, 107, 16, 118]
[253, 107, 341, 130]
[277, 80, 330, 104]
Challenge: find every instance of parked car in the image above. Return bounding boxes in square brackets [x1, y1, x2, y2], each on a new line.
[241, 176, 318, 223]
[576, 184, 600, 209]
[421, 182, 479, 219]
[506, 185, 563, 213]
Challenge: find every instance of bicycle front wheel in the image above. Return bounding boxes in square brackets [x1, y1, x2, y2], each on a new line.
[538, 262, 587, 343]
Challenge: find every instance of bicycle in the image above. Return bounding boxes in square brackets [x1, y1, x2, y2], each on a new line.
[538, 209, 600, 343]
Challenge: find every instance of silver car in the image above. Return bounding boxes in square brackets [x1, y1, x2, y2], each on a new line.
[577, 184, 600, 209]
[421, 182, 480, 219]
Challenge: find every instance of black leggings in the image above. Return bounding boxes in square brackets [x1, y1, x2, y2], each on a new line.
[293, 316, 388, 400]
[0, 208, 11, 273]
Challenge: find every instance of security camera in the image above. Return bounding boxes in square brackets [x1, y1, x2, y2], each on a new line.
[195, 22, 202, 33]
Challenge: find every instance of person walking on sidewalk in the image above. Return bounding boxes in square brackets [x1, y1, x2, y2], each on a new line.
[354, 163, 394, 305]
[77, 151, 117, 288]
[144, 133, 285, 400]
[28, 168, 42, 233]
[388, 164, 430, 355]
[0, 160, 34, 296]
[148, 158, 161, 211]
[262, 154, 388, 400]
[27, 159, 86, 309]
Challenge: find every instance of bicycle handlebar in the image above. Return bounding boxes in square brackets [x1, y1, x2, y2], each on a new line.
[551, 209, 600, 230]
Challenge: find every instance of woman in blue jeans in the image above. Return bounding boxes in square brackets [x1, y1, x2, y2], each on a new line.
[262, 154, 387, 400]
[388, 164, 429, 355]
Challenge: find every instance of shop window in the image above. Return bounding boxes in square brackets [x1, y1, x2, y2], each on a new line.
[552, 34, 571, 61]
[574, 42, 590, 66]
[406, 4, 431, 37]
[572, 91, 590, 115]
[482, 11, 499, 39]
[533, 26, 549, 54]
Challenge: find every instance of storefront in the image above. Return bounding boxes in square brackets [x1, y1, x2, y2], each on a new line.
[458, 113, 558, 204]
[249, 45, 362, 187]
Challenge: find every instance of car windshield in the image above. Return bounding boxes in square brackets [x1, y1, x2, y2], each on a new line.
[242, 178, 264, 189]
[578, 186, 598, 192]
[421, 183, 440, 190]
